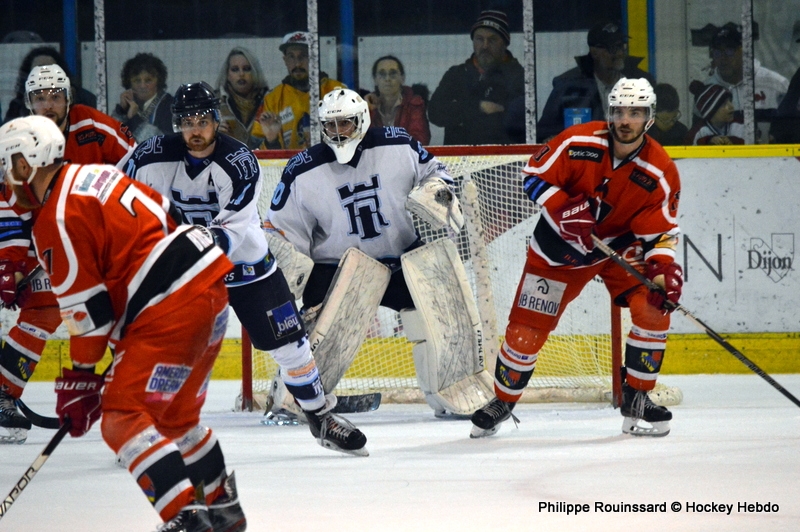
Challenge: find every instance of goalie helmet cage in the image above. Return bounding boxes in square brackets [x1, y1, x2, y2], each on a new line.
[238, 145, 682, 411]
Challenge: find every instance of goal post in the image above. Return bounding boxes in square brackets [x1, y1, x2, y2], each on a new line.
[238, 145, 682, 411]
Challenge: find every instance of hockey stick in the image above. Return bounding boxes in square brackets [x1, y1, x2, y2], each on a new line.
[331, 393, 381, 414]
[15, 399, 60, 429]
[0, 419, 71, 520]
[591, 235, 800, 409]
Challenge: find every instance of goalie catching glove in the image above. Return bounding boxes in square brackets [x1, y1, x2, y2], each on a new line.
[55, 367, 104, 437]
[406, 178, 465, 233]
[645, 261, 683, 313]
[553, 195, 596, 253]
[0, 260, 31, 310]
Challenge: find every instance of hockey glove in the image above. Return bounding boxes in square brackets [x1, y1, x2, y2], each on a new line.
[0, 260, 30, 310]
[645, 261, 683, 313]
[55, 367, 104, 437]
[554, 196, 596, 253]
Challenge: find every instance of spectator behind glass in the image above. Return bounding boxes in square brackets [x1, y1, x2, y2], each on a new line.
[252, 31, 345, 150]
[536, 20, 654, 143]
[428, 10, 524, 145]
[648, 83, 689, 146]
[769, 29, 800, 143]
[685, 81, 745, 145]
[112, 53, 174, 142]
[704, 22, 788, 143]
[215, 46, 269, 149]
[365, 55, 431, 145]
[3, 45, 97, 123]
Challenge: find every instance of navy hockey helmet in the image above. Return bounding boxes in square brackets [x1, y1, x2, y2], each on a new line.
[171, 81, 221, 132]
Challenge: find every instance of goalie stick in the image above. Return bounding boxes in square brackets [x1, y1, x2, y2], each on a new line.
[0, 420, 71, 520]
[592, 235, 800, 409]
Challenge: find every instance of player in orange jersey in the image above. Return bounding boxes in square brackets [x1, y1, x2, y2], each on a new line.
[471, 78, 683, 438]
[0, 115, 246, 532]
[0, 64, 137, 444]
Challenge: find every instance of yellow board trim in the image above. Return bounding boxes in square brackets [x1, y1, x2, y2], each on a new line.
[626, 0, 650, 72]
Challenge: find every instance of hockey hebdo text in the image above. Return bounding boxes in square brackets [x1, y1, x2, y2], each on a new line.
[538, 501, 779, 515]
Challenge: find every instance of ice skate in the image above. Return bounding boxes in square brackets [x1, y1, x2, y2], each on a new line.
[470, 397, 518, 438]
[155, 502, 212, 532]
[620, 382, 672, 437]
[209, 472, 247, 532]
[261, 377, 304, 426]
[305, 394, 368, 456]
[0, 389, 31, 444]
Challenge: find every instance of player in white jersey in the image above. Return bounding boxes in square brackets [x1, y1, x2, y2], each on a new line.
[267, 88, 493, 419]
[124, 82, 367, 456]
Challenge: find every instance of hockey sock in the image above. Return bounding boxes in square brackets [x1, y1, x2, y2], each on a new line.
[624, 324, 667, 391]
[494, 341, 537, 402]
[272, 339, 325, 411]
[176, 426, 227, 504]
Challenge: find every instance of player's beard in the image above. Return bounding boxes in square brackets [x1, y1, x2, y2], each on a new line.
[185, 133, 215, 155]
[611, 123, 645, 145]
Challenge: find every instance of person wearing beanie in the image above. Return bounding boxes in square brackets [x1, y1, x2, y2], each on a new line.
[648, 83, 689, 146]
[536, 20, 654, 143]
[704, 22, 787, 143]
[428, 9, 524, 144]
[685, 80, 745, 145]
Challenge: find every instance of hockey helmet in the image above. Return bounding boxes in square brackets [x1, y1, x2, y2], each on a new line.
[24, 64, 72, 111]
[607, 77, 656, 130]
[171, 81, 221, 132]
[0, 115, 65, 186]
[318, 88, 370, 164]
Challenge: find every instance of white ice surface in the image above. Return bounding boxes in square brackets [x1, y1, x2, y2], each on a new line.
[2, 375, 799, 532]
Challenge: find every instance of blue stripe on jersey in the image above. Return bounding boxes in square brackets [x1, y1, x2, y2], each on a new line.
[523, 175, 551, 202]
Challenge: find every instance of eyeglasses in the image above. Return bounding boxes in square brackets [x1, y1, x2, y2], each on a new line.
[376, 70, 402, 80]
[595, 42, 628, 54]
[711, 48, 738, 59]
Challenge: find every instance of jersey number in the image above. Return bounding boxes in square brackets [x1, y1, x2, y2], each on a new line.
[119, 184, 169, 234]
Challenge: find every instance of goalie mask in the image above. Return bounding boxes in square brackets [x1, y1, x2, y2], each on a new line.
[607, 77, 656, 135]
[0, 115, 65, 208]
[318, 88, 370, 164]
[171, 81, 221, 133]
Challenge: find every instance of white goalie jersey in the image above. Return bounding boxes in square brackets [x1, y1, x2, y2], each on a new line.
[267, 126, 453, 264]
[125, 133, 275, 286]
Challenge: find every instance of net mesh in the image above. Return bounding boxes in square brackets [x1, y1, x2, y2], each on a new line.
[251, 148, 681, 405]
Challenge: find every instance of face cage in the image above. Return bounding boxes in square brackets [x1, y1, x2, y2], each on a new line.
[172, 109, 221, 133]
[321, 115, 361, 146]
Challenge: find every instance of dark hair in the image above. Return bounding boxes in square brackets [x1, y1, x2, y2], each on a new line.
[120, 53, 168, 91]
[654, 83, 680, 112]
[14, 46, 74, 97]
[371, 55, 405, 79]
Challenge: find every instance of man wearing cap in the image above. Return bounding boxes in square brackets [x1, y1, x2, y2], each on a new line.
[428, 10, 524, 145]
[252, 31, 345, 150]
[704, 22, 787, 144]
[536, 20, 654, 143]
[770, 26, 800, 143]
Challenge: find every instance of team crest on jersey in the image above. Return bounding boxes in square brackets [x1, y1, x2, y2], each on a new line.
[567, 146, 603, 162]
[629, 169, 658, 192]
[72, 167, 122, 203]
[267, 301, 302, 339]
[517, 274, 566, 316]
[337, 175, 389, 240]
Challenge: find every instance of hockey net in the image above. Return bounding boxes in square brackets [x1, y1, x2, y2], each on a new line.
[243, 145, 682, 409]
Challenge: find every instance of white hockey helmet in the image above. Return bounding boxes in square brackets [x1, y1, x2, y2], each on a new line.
[24, 64, 72, 111]
[607, 77, 656, 130]
[0, 115, 65, 186]
[318, 88, 371, 164]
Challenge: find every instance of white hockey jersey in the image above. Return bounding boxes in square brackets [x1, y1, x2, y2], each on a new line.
[125, 133, 275, 286]
[268, 127, 452, 264]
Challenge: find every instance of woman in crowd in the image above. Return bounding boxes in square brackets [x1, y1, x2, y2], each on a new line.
[364, 55, 431, 144]
[215, 46, 270, 149]
[4, 46, 96, 123]
[112, 52, 173, 142]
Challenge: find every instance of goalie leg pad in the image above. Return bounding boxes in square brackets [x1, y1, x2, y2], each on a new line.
[401, 238, 493, 415]
[264, 230, 314, 300]
[309, 248, 391, 393]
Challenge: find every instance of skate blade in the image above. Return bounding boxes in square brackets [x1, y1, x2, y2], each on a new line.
[317, 439, 369, 457]
[261, 409, 304, 426]
[0, 427, 28, 444]
[469, 424, 500, 439]
[622, 417, 670, 437]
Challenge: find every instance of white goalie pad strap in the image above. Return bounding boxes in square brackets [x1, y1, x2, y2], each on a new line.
[264, 230, 314, 300]
[310, 247, 391, 392]
[405, 178, 465, 234]
[401, 238, 492, 415]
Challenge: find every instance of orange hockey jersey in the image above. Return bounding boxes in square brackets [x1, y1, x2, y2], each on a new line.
[521, 120, 681, 267]
[64, 104, 136, 166]
[31, 163, 232, 365]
